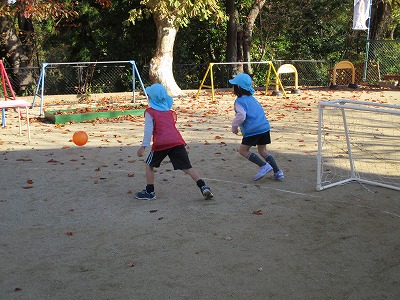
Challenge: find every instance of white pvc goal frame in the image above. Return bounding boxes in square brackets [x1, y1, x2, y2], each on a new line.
[317, 99, 400, 191]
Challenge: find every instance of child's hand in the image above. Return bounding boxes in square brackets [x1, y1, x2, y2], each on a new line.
[232, 126, 239, 134]
[137, 146, 146, 157]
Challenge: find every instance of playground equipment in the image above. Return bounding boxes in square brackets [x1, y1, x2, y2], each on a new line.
[1, 60, 17, 127]
[266, 63, 301, 96]
[196, 61, 287, 101]
[32, 61, 147, 116]
[0, 99, 31, 140]
[330, 61, 358, 89]
[0, 60, 31, 140]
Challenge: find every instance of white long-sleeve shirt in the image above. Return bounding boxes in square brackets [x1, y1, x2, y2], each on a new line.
[232, 102, 246, 132]
[141, 112, 154, 147]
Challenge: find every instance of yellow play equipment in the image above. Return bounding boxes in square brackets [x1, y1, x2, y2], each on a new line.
[195, 61, 287, 101]
[330, 60, 358, 89]
[266, 63, 301, 96]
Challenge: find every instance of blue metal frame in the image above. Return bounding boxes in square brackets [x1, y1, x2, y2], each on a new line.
[31, 61, 147, 116]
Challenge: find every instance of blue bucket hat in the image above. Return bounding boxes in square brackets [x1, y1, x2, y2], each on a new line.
[145, 83, 173, 111]
[229, 73, 255, 95]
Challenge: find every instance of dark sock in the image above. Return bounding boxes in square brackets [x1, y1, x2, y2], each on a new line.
[247, 153, 266, 167]
[146, 184, 154, 193]
[265, 155, 279, 173]
[196, 179, 206, 189]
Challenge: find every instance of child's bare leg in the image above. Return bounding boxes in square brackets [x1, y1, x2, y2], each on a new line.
[257, 144, 268, 158]
[145, 164, 155, 184]
[238, 144, 252, 158]
[183, 168, 201, 182]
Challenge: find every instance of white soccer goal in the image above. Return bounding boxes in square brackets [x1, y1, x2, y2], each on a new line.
[317, 99, 400, 191]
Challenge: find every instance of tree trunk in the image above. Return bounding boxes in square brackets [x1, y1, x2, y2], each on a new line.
[149, 13, 181, 96]
[370, 0, 392, 40]
[0, 14, 34, 94]
[242, 0, 266, 74]
[226, 0, 238, 77]
[226, 0, 238, 62]
[236, 31, 244, 74]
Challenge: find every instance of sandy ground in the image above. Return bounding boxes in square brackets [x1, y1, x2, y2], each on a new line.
[1, 86, 400, 300]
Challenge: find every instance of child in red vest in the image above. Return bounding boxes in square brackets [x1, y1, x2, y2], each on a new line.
[135, 83, 213, 200]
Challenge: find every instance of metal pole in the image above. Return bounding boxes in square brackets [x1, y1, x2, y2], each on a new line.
[362, 0, 373, 82]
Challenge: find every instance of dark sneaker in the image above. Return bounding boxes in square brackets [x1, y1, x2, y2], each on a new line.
[135, 190, 156, 200]
[201, 186, 214, 200]
[253, 163, 273, 181]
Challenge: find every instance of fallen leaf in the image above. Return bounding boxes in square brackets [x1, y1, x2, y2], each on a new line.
[16, 158, 32, 162]
[252, 210, 263, 215]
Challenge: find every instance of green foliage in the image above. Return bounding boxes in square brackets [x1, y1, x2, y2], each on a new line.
[4, 0, 399, 90]
[127, 0, 226, 28]
[373, 41, 400, 74]
[41, 0, 156, 64]
[253, 0, 360, 61]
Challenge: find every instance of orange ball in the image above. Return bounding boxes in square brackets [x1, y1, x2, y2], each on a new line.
[72, 131, 88, 146]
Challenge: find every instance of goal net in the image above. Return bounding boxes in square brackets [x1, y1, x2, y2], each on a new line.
[317, 99, 400, 191]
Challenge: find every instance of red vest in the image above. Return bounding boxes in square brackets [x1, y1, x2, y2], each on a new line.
[146, 108, 186, 151]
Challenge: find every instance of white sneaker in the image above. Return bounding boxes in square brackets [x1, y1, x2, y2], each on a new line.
[271, 170, 285, 181]
[253, 163, 273, 181]
[201, 185, 214, 200]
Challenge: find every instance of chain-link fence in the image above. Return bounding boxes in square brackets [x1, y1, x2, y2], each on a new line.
[1, 61, 151, 98]
[177, 60, 333, 90]
[365, 40, 400, 83]
[1, 59, 368, 99]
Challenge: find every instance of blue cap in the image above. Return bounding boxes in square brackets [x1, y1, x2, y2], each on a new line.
[145, 83, 173, 111]
[229, 73, 255, 95]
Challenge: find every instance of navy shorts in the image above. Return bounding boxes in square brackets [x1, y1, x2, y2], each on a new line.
[242, 131, 271, 146]
[146, 145, 192, 170]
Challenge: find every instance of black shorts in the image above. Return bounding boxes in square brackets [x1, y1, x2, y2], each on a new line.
[146, 145, 192, 170]
[242, 131, 271, 146]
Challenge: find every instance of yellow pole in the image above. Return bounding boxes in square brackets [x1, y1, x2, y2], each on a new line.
[270, 63, 288, 97]
[265, 63, 272, 94]
[195, 63, 213, 100]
